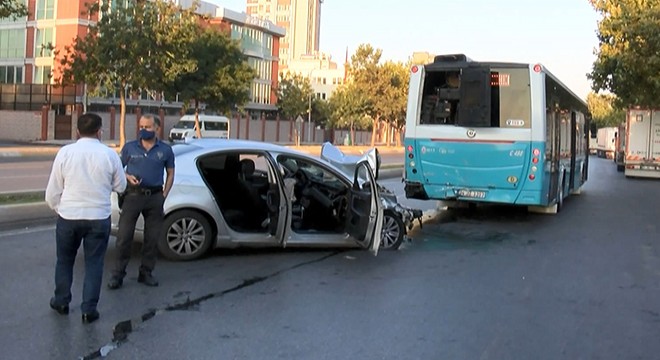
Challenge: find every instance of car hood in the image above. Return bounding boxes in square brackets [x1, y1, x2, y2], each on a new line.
[320, 142, 381, 180]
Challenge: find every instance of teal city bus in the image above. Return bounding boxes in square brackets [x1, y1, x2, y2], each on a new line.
[403, 54, 589, 213]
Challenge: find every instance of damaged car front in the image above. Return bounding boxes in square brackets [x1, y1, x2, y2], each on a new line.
[320, 142, 423, 249]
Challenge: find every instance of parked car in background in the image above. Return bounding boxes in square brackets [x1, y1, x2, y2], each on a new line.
[111, 139, 385, 261]
[168, 115, 230, 142]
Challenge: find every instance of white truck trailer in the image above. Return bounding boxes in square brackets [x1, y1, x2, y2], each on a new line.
[624, 108, 660, 178]
[596, 127, 617, 159]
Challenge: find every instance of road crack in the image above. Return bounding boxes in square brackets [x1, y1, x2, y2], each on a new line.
[78, 250, 342, 359]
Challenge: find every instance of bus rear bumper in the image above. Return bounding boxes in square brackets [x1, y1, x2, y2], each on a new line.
[416, 184, 545, 206]
[404, 181, 429, 200]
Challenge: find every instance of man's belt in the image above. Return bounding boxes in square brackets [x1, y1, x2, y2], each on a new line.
[127, 186, 162, 196]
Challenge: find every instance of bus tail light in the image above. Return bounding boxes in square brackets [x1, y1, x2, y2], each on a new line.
[529, 174, 536, 180]
[407, 145, 414, 159]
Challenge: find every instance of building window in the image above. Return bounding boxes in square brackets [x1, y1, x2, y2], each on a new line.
[34, 66, 52, 84]
[36, 0, 55, 20]
[0, 29, 26, 58]
[35, 28, 54, 57]
[0, 65, 23, 84]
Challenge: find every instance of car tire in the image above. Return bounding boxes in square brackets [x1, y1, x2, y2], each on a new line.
[380, 210, 405, 250]
[158, 210, 214, 261]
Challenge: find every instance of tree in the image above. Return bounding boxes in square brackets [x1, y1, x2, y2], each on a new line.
[55, 0, 201, 147]
[276, 73, 313, 120]
[589, 0, 660, 107]
[378, 61, 409, 146]
[311, 98, 332, 130]
[328, 83, 371, 145]
[162, 27, 255, 138]
[586, 92, 626, 130]
[346, 44, 380, 145]
[0, 0, 28, 20]
[345, 44, 409, 146]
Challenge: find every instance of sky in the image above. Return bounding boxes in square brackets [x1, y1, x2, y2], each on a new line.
[207, 0, 601, 100]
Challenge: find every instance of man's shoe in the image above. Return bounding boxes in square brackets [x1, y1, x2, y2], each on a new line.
[137, 273, 159, 287]
[82, 310, 100, 324]
[107, 276, 123, 290]
[49, 298, 69, 315]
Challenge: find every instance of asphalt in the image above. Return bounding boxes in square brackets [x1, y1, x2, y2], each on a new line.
[0, 141, 405, 229]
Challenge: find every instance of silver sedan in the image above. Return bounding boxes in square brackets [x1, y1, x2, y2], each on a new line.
[111, 139, 385, 261]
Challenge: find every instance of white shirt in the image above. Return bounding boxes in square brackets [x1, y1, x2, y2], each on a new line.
[45, 137, 127, 220]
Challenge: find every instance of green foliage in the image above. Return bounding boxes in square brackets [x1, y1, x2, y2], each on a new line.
[311, 98, 332, 129]
[328, 84, 371, 131]
[589, 0, 660, 107]
[163, 27, 255, 116]
[56, 0, 200, 145]
[586, 92, 626, 128]
[335, 44, 410, 145]
[276, 73, 313, 119]
[0, 0, 28, 20]
[55, 0, 253, 144]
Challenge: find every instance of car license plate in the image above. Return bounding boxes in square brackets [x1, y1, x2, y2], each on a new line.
[457, 189, 486, 199]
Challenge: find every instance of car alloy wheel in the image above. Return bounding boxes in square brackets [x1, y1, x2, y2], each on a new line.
[158, 210, 214, 261]
[380, 210, 405, 250]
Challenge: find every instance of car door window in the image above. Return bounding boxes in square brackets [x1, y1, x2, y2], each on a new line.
[277, 156, 349, 233]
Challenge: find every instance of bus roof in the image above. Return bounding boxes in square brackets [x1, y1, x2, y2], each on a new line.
[423, 57, 587, 109]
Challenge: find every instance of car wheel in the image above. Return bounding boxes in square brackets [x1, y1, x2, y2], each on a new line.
[380, 210, 405, 250]
[158, 210, 214, 261]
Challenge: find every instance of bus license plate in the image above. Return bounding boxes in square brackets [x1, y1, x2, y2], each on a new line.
[457, 189, 486, 199]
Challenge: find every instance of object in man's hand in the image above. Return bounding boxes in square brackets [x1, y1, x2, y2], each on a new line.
[118, 192, 125, 209]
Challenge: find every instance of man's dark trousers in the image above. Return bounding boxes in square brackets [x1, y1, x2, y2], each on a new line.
[112, 190, 164, 278]
[53, 216, 111, 313]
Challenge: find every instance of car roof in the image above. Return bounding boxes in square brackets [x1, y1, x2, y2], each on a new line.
[173, 139, 309, 156]
[173, 139, 353, 180]
[179, 115, 229, 121]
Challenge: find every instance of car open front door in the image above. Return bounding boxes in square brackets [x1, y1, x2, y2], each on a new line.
[264, 154, 291, 246]
[346, 161, 383, 255]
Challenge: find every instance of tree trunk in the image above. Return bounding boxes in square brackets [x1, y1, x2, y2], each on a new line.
[370, 114, 379, 147]
[119, 86, 126, 148]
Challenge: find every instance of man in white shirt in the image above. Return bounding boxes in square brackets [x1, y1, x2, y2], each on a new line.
[45, 113, 127, 324]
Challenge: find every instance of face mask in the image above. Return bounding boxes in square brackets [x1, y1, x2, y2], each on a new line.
[139, 129, 156, 140]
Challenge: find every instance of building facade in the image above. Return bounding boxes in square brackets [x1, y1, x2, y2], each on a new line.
[285, 52, 344, 100]
[246, 0, 321, 70]
[212, 7, 285, 119]
[0, 0, 283, 120]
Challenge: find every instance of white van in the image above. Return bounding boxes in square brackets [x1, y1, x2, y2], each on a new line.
[168, 115, 230, 142]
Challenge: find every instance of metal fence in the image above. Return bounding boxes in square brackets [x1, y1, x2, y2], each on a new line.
[0, 84, 77, 111]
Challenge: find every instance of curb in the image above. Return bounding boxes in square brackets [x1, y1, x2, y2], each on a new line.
[0, 202, 57, 231]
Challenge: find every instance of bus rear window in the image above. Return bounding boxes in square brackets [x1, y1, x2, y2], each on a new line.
[419, 66, 531, 128]
[491, 67, 531, 129]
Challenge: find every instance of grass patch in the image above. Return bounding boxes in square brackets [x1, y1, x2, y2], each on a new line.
[0, 191, 45, 205]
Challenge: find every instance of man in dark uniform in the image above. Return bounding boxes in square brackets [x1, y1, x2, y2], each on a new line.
[108, 114, 175, 289]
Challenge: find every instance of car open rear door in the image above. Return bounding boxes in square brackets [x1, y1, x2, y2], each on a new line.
[346, 161, 383, 255]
